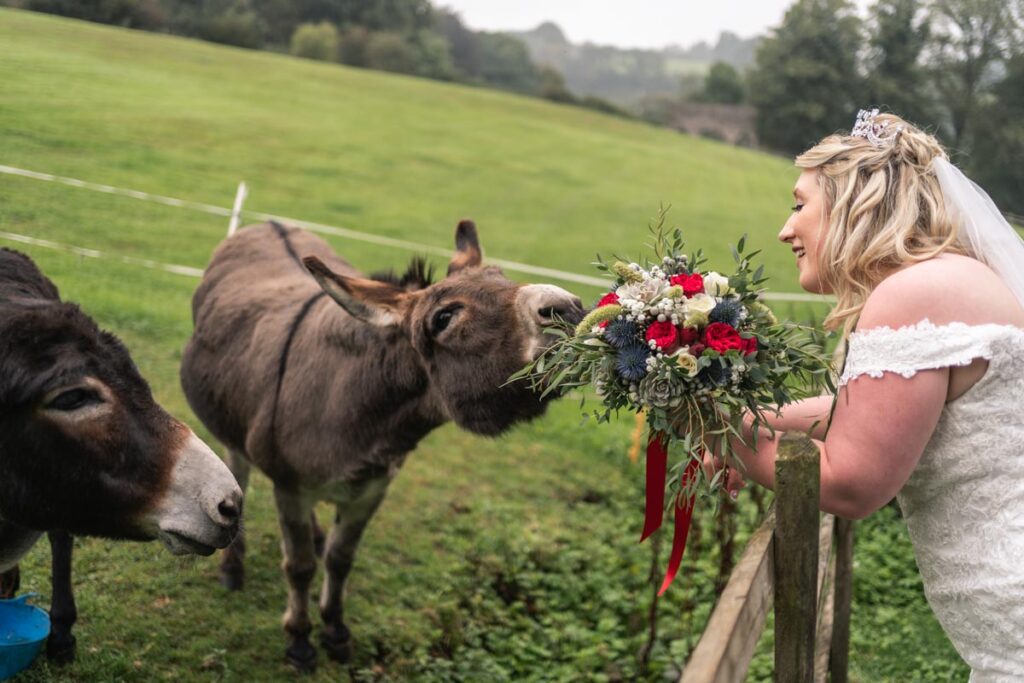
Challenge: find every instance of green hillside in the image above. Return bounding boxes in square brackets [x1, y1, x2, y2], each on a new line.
[0, 8, 801, 291]
[0, 9, 965, 682]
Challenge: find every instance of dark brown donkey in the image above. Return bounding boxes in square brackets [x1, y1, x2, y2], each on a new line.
[0, 247, 243, 661]
[180, 220, 584, 670]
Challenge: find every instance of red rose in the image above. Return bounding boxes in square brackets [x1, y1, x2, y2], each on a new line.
[645, 320, 679, 353]
[703, 322, 743, 354]
[741, 336, 758, 355]
[670, 273, 704, 297]
[597, 292, 619, 307]
[678, 326, 700, 345]
[689, 342, 706, 357]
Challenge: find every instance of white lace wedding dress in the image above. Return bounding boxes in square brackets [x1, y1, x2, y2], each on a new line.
[839, 319, 1024, 682]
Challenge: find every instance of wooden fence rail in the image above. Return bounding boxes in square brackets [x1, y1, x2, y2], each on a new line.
[680, 436, 854, 683]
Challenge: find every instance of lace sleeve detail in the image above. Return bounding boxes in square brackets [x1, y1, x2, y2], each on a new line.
[838, 319, 1023, 386]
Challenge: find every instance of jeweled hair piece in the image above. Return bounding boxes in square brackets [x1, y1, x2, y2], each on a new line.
[850, 108, 903, 147]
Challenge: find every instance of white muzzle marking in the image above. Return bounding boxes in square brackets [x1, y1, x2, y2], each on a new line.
[153, 430, 242, 556]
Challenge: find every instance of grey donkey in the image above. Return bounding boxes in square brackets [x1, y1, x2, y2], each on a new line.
[180, 219, 584, 670]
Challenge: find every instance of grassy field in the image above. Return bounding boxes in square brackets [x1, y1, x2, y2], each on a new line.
[0, 9, 967, 682]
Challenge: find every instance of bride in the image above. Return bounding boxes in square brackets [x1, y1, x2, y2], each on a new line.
[709, 110, 1024, 681]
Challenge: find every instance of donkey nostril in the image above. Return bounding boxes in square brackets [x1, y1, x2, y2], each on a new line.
[538, 307, 557, 320]
[218, 499, 240, 521]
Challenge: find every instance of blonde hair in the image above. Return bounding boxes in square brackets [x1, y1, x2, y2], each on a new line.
[795, 113, 965, 338]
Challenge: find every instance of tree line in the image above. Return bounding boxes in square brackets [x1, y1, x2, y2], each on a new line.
[747, 0, 1024, 214]
[1, 0, 598, 106]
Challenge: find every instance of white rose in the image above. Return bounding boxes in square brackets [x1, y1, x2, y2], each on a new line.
[703, 272, 732, 296]
[686, 293, 716, 315]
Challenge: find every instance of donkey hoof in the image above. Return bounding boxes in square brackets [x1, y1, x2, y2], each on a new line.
[285, 641, 318, 673]
[319, 630, 352, 663]
[219, 570, 244, 591]
[46, 633, 77, 664]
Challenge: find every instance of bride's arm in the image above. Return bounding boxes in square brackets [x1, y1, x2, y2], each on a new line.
[723, 272, 958, 518]
[760, 395, 834, 439]
[730, 366, 947, 519]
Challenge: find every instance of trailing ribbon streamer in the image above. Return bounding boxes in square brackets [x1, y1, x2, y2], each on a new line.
[658, 457, 701, 595]
[640, 431, 668, 542]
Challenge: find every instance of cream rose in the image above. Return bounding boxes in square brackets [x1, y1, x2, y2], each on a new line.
[703, 272, 732, 296]
[670, 349, 700, 377]
[686, 293, 716, 315]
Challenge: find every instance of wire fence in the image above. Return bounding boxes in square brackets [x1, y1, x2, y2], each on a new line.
[0, 163, 834, 303]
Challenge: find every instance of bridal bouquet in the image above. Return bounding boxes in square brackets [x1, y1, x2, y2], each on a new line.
[512, 213, 830, 593]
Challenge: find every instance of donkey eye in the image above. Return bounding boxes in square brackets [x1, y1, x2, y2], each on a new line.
[431, 305, 461, 335]
[47, 388, 102, 412]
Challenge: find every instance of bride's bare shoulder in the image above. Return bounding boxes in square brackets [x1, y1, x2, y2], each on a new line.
[859, 254, 1024, 330]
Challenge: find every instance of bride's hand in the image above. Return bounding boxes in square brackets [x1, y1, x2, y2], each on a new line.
[701, 448, 747, 500]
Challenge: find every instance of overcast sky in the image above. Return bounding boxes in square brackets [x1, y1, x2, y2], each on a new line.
[439, 0, 873, 50]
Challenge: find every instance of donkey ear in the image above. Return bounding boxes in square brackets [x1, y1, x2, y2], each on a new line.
[303, 256, 409, 327]
[447, 219, 482, 275]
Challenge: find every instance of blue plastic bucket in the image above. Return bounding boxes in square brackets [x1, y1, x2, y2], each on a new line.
[0, 594, 50, 680]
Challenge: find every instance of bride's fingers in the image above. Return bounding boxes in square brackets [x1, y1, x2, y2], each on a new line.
[726, 466, 746, 499]
[701, 450, 716, 481]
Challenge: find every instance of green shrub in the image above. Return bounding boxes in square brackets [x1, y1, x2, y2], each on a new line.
[365, 31, 418, 74]
[290, 21, 338, 62]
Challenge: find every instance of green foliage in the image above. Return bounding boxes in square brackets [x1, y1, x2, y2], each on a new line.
[970, 53, 1024, 215]
[864, 0, 936, 128]
[927, 0, 1021, 149]
[338, 24, 371, 66]
[192, 0, 268, 49]
[474, 31, 541, 93]
[364, 30, 419, 73]
[290, 21, 339, 62]
[750, 0, 864, 154]
[695, 61, 746, 105]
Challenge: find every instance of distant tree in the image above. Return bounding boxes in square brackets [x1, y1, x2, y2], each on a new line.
[475, 32, 540, 93]
[290, 21, 338, 61]
[25, 0, 166, 29]
[927, 0, 1021, 150]
[696, 62, 746, 104]
[432, 8, 481, 80]
[538, 66, 575, 102]
[749, 0, 864, 153]
[969, 53, 1024, 214]
[408, 29, 455, 80]
[364, 31, 418, 73]
[194, 1, 267, 49]
[296, 0, 431, 33]
[252, 0, 302, 46]
[337, 24, 370, 66]
[864, 0, 936, 128]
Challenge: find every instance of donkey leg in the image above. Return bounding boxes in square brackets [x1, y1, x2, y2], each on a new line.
[311, 512, 325, 559]
[319, 477, 390, 663]
[273, 485, 319, 672]
[219, 449, 251, 591]
[46, 530, 77, 664]
[0, 565, 19, 599]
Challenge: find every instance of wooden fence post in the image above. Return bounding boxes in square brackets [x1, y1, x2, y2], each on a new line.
[774, 437, 820, 682]
[829, 517, 854, 683]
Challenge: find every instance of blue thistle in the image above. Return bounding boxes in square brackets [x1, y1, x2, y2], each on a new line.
[604, 318, 640, 349]
[698, 359, 729, 386]
[615, 342, 650, 382]
[709, 299, 743, 327]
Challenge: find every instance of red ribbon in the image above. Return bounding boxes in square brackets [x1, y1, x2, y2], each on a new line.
[641, 429, 701, 595]
[658, 458, 700, 595]
[640, 432, 668, 542]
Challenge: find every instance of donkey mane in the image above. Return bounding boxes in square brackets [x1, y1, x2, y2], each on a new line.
[369, 256, 434, 291]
